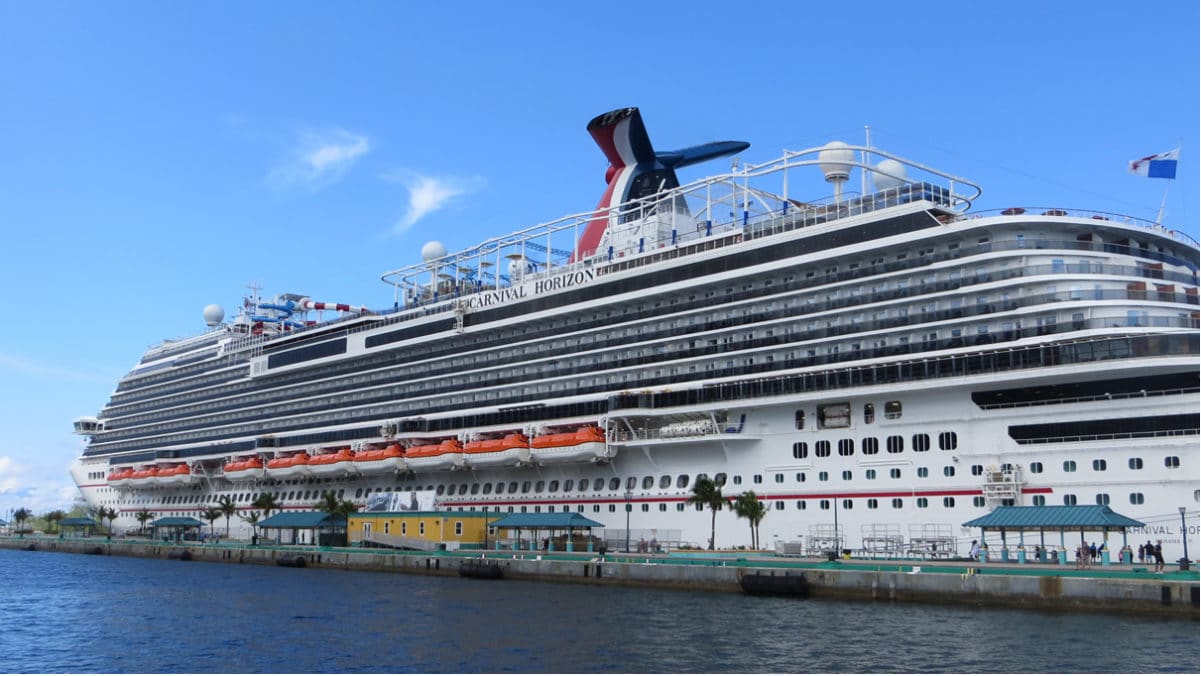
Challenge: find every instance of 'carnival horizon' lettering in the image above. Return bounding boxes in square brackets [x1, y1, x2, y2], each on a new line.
[463, 269, 596, 311]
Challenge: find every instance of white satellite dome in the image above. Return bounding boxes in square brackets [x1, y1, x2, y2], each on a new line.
[421, 240, 448, 264]
[872, 159, 909, 191]
[508, 257, 527, 279]
[203, 304, 225, 327]
[817, 141, 854, 183]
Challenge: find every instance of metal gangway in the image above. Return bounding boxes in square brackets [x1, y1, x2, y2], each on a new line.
[858, 523, 905, 559]
[906, 523, 958, 559]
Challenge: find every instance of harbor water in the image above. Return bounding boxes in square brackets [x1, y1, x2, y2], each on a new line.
[0, 548, 1196, 673]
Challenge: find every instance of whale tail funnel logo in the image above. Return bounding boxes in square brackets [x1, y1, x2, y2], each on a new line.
[572, 108, 748, 261]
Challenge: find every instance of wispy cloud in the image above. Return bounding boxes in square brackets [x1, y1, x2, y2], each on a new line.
[269, 128, 371, 189]
[384, 171, 484, 235]
[0, 352, 113, 384]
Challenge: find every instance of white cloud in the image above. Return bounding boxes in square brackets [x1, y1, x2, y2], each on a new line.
[384, 171, 484, 235]
[269, 128, 371, 189]
[0, 455, 80, 518]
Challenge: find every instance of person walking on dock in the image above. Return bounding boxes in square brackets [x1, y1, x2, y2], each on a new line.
[1153, 541, 1165, 573]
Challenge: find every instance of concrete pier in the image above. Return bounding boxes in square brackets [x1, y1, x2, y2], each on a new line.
[4, 536, 1196, 618]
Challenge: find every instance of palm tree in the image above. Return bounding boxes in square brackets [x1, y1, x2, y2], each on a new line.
[44, 509, 66, 534]
[732, 491, 769, 550]
[13, 507, 31, 534]
[313, 490, 357, 517]
[251, 493, 280, 520]
[202, 507, 223, 537]
[242, 511, 261, 540]
[134, 509, 154, 536]
[99, 507, 118, 535]
[216, 495, 239, 537]
[687, 477, 725, 550]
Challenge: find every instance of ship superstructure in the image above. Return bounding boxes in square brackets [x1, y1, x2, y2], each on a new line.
[72, 108, 1200, 558]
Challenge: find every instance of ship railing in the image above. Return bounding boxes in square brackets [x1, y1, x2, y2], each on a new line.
[968, 207, 1200, 247]
[1014, 427, 1199, 445]
[978, 386, 1200, 410]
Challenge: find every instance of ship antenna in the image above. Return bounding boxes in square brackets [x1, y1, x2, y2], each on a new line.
[861, 125, 872, 196]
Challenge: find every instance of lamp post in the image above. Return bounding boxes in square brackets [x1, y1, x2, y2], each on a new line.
[1180, 507, 1190, 566]
[624, 490, 633, 552]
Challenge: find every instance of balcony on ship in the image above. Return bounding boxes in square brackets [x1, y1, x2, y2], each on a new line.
[605, 412, 755, 447]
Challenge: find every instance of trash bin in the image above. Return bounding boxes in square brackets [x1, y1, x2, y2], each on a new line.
[1057, 549, 1066, 565]
[1017, 549, 1026, 564]
[1179, 558, 1191, 572]
[825, 550, 837, 562]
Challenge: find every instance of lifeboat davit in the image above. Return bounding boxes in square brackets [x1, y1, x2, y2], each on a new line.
[353, 444, 407, 475]
[404, 440, 464, 472]
[223, 456, 264, 482]
[463, 434, 530, 468]
[128, 467, 158, 488]
[308, 448, 358, 478]
[107, 468, 134, 489]
[266, 452, 312, 479]
[530, 426, 612, 464]
[156, 464, 196, 486]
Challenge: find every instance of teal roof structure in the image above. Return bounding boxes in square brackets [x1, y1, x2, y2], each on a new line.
[151, 517, 203, 527]
[962, 505, 1144, 531]
[488, 513, 605, 529]
[257, 512, 347, 529]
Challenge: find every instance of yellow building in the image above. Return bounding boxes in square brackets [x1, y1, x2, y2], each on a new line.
[348, 511, 494, 550]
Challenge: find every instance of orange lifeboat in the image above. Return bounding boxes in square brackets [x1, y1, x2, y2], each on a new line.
[308, 448, 358, 477]
[107, 468, 134, 489]
[405, 439, 464, 471]
[223, 456, 265, 482]
[530, 426, 611, 464]
[353, 444, 407, 475]
[462, 434, 530, 468]
[265, 452, 312, 479]
[128, 467, 158, 487]
[156, 464, 196, 486]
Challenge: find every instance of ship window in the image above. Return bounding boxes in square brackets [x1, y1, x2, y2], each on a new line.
[1063, 494, 1078, 506]
[522, 481, 532, 492]
[842, 499, 853, 510]
[774, 473, 784, 483]
[1128, 458, 1143, 470]
[916, 497, 928, 508]
[534, 481, 545, 493]
[938, 432, 958, 450]
[796, 472, 806, 482]
[890, 468, 901, 479]
[820, 500, 830, 510]
[864, 403, 875, 424]
[609, 478, 620, 491]
[819, 404, 852, 428]
[732, 475, 742, 485]
[862, 438, 878, 455]
[446, 485, 456, 496]
[483, 483, 494, 495]
[867, 499, 878, 509]
[886, 436, 903, 453]
[509, 482, 519, 493]
[892, 498, 903, 508]
[815, 441, 831, 457]
[471, 483, 480, 495]
[1063, 461, 1076, 472]
[659, 475, 672, 489]
[676, 475, 689, 488]
[642, 476, 654, 490]
[1032, 495, 1046, 506]
[912, 434, 930, 452]
[971, 465, 984, 476]
[459, 483, 468, 495]
[548, 480, 559, 492]
[943, 466, 955, 477]
[792, 442, 808, 459]
[865, 469, 876, 480]
[838, 439, 854, 456]
[625, 477, 637, 490]
[435, 485, 445, 496]
[1092, 459, 1107, 471]
[1096, 493, 1110, 505]
[1165, 456, 1180, 468]
[943, 497, 955, 508]
[818, 471, 829, 482]
[753, 474, 763, 484]
[594, 478, 605, 491]
[1130, 493, 1144, 505]
[917, 467, 929, 478]
[1030, 462, 1043, 473]
[796, 500, 807, 510]
[563, 479, 574, 492]
[884, 401, 902, 419]
[841, 470, 852, 480]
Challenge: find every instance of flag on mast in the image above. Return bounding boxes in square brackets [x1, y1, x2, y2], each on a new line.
[1128, 148, 1179, 179]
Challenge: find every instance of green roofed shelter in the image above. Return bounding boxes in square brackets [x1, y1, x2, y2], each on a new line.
[488, 513, 606, 553]
[256, 511, 347, 547]
[962, 506, 1145, 563]
[60, 516, 96, 537]
[150, 516, 203, 542]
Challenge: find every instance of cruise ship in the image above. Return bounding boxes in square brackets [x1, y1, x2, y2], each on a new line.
[71, 108, 1200, 559]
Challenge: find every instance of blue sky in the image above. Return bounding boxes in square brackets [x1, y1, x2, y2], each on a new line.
[0, 1, 1196, 518]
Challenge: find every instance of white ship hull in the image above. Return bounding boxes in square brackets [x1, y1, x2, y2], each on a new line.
[68, 108, 1199, 560]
